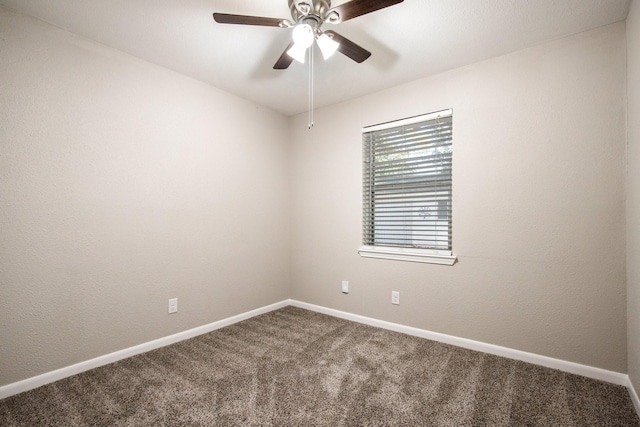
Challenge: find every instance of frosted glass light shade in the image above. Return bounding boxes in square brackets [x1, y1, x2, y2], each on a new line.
[317, 33, 339, 59]
[287, 42, 308, 64]
[292, 24, 314, 48]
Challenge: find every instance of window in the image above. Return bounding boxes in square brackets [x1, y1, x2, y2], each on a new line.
[359, 109, 456, 265]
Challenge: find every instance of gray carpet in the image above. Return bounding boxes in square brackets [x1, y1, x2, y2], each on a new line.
[1, 306, 638, 426]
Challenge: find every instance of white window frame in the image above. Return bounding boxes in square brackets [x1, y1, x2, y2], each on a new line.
[358, 109, 456, 265]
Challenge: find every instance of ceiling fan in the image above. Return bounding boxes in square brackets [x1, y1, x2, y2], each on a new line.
[213, 0, 404, 70]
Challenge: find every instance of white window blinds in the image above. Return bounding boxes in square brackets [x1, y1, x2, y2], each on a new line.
[363, 109, 453, 252]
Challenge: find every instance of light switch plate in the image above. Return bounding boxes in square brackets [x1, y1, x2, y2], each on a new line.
[391, 291, 400, 305]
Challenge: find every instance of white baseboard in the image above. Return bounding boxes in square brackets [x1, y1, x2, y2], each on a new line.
[289, 300, 629, 387]
[1, 298, 633, 408]
[628, 376, 640, 417]
[0, 300, 289, 400]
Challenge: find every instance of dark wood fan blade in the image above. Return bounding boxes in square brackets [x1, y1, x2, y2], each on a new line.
[274, 41, 296, 70]
[213, 13, 285, 27]
[324, 30, 371, 63]
[326, 0, 404, 23]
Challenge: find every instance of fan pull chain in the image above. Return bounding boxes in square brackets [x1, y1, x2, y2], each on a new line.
[308, 43, 314, 129]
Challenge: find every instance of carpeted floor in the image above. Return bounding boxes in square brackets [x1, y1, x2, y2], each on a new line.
[1, 306, 638, 426]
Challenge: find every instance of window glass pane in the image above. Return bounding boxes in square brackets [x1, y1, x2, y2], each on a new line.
[363, 111, 452, 251]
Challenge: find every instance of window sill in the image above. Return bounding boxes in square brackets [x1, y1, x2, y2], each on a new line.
[358, 246, 457, 265]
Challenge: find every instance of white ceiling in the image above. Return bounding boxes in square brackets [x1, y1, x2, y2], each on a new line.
[0, 0, 631, 116]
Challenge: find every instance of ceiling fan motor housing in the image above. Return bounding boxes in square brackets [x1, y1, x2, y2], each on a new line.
[289, 0, 331, 24]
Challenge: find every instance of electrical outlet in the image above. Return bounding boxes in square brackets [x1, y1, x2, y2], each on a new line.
[168, 298, 178, 314]
[342, 280, 349, 294]
[391, 291, 400, 305]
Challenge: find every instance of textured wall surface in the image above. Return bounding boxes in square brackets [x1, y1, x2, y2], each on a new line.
[628, 0, 640, 391]
[0, 7, 290, 386]
[289, 23, 628, 372]
[0, 3, 633, 390]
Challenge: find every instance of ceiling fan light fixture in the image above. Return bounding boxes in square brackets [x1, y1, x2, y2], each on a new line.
[287, 23, 314, 64]
[317, 32, 339, 59]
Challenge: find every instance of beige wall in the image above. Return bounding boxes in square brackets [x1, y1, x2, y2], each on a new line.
[0, 7, 290, 386]
[290, 23, 628, 372]
[0, 4, 633, 389]
[628, 0, 640, 390]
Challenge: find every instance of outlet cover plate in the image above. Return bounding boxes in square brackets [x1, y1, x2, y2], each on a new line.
[168, 298, 178, 314]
